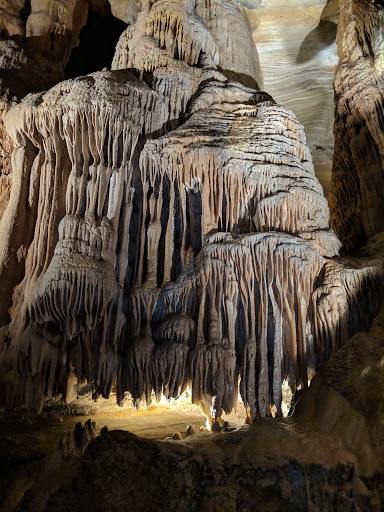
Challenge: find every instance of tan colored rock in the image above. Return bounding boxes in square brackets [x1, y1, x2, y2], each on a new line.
[140, 80, 340, 259]
[246, 0, 339, 195]
[0, 0, 25, 39]
[113, 0, 262, 88]
[297, 297, 384, 472]
[0, 1, 384, 508]
[25, 0, 88, 70]
[109, 0, 142, 24]
[0, 105, 14, 218]
[0, 0, 90, 245]
[330, 0, 384, 252]
[0, 0, 380, 432]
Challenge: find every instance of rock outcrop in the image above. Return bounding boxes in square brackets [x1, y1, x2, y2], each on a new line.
[0, 0, 382, 434]
[44, 425, 379, 512]
[246, 0, 339, 196]
[330, 0, 384, 252]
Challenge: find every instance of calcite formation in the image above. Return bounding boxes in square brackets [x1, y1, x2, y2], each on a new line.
[0, 0, 89, 269]
[0, 0, 382, 429]
[0, 0, 25, 39]
[330, 0, 384, 252]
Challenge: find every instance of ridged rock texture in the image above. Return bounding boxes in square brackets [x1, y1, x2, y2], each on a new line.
[0, 0, 382, 430]
[330, 0, 384, 252]
[245, 0, 339, 196]
[0, 0, 90, 270]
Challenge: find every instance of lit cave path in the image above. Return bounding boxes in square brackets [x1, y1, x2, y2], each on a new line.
[0, 396, 247, 454]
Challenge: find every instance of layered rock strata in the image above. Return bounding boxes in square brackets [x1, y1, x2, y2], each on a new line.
[246, 0, 339, 196]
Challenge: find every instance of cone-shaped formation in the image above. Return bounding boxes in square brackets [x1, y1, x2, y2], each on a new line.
[1, 0, 370, 423]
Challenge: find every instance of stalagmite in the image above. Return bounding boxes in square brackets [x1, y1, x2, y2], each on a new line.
[0, 0, 380, 427]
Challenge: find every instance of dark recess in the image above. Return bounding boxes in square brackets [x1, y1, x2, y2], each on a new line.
[65, 8, 127, 78]
[20, 0, 32, 25]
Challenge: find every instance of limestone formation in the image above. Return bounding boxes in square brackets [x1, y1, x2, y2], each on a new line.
[0, 0, 382, 435]
[0, 0, 89, 283]
[0, 0, 25, 39]
[330, 0, 384, 252]
[109, 0, 142, 25]
[246, 0, 339, 196]
[1, 0, 384, 509]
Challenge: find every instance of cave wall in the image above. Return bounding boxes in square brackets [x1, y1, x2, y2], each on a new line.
[0, 0, 382, 434]
[330, 0, 384, 252]
[245, 0, 339, 196]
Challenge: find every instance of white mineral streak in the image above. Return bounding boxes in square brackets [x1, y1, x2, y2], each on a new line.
[0, 0, 375, 423]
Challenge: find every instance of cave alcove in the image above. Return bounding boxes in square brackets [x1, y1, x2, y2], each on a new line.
[65, 7, 127, 77]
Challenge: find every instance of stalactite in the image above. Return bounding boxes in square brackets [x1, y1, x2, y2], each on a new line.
[140, 80, 341, 276]
[151, 314, 194, 400]
[0, 69, 169, 407]
[123, 232, 325, 421]
[1, 0, 379, 425]
[312, 256, 384, 358]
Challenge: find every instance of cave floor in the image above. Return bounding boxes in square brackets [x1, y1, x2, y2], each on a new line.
[0, 401, 381, 511]
[0, 396, 247, 457]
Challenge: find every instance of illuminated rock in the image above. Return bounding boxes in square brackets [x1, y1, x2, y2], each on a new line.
[245, 0, 339, 196]
[0, 0, 381, 429]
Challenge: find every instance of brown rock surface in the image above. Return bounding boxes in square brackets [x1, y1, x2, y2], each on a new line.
[0, 0, 352, 424]
[0, 416, 379, 511]
[0, 0, 383, 509]
[330, 0, 384, 252]
[0, 0, 25, 39]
